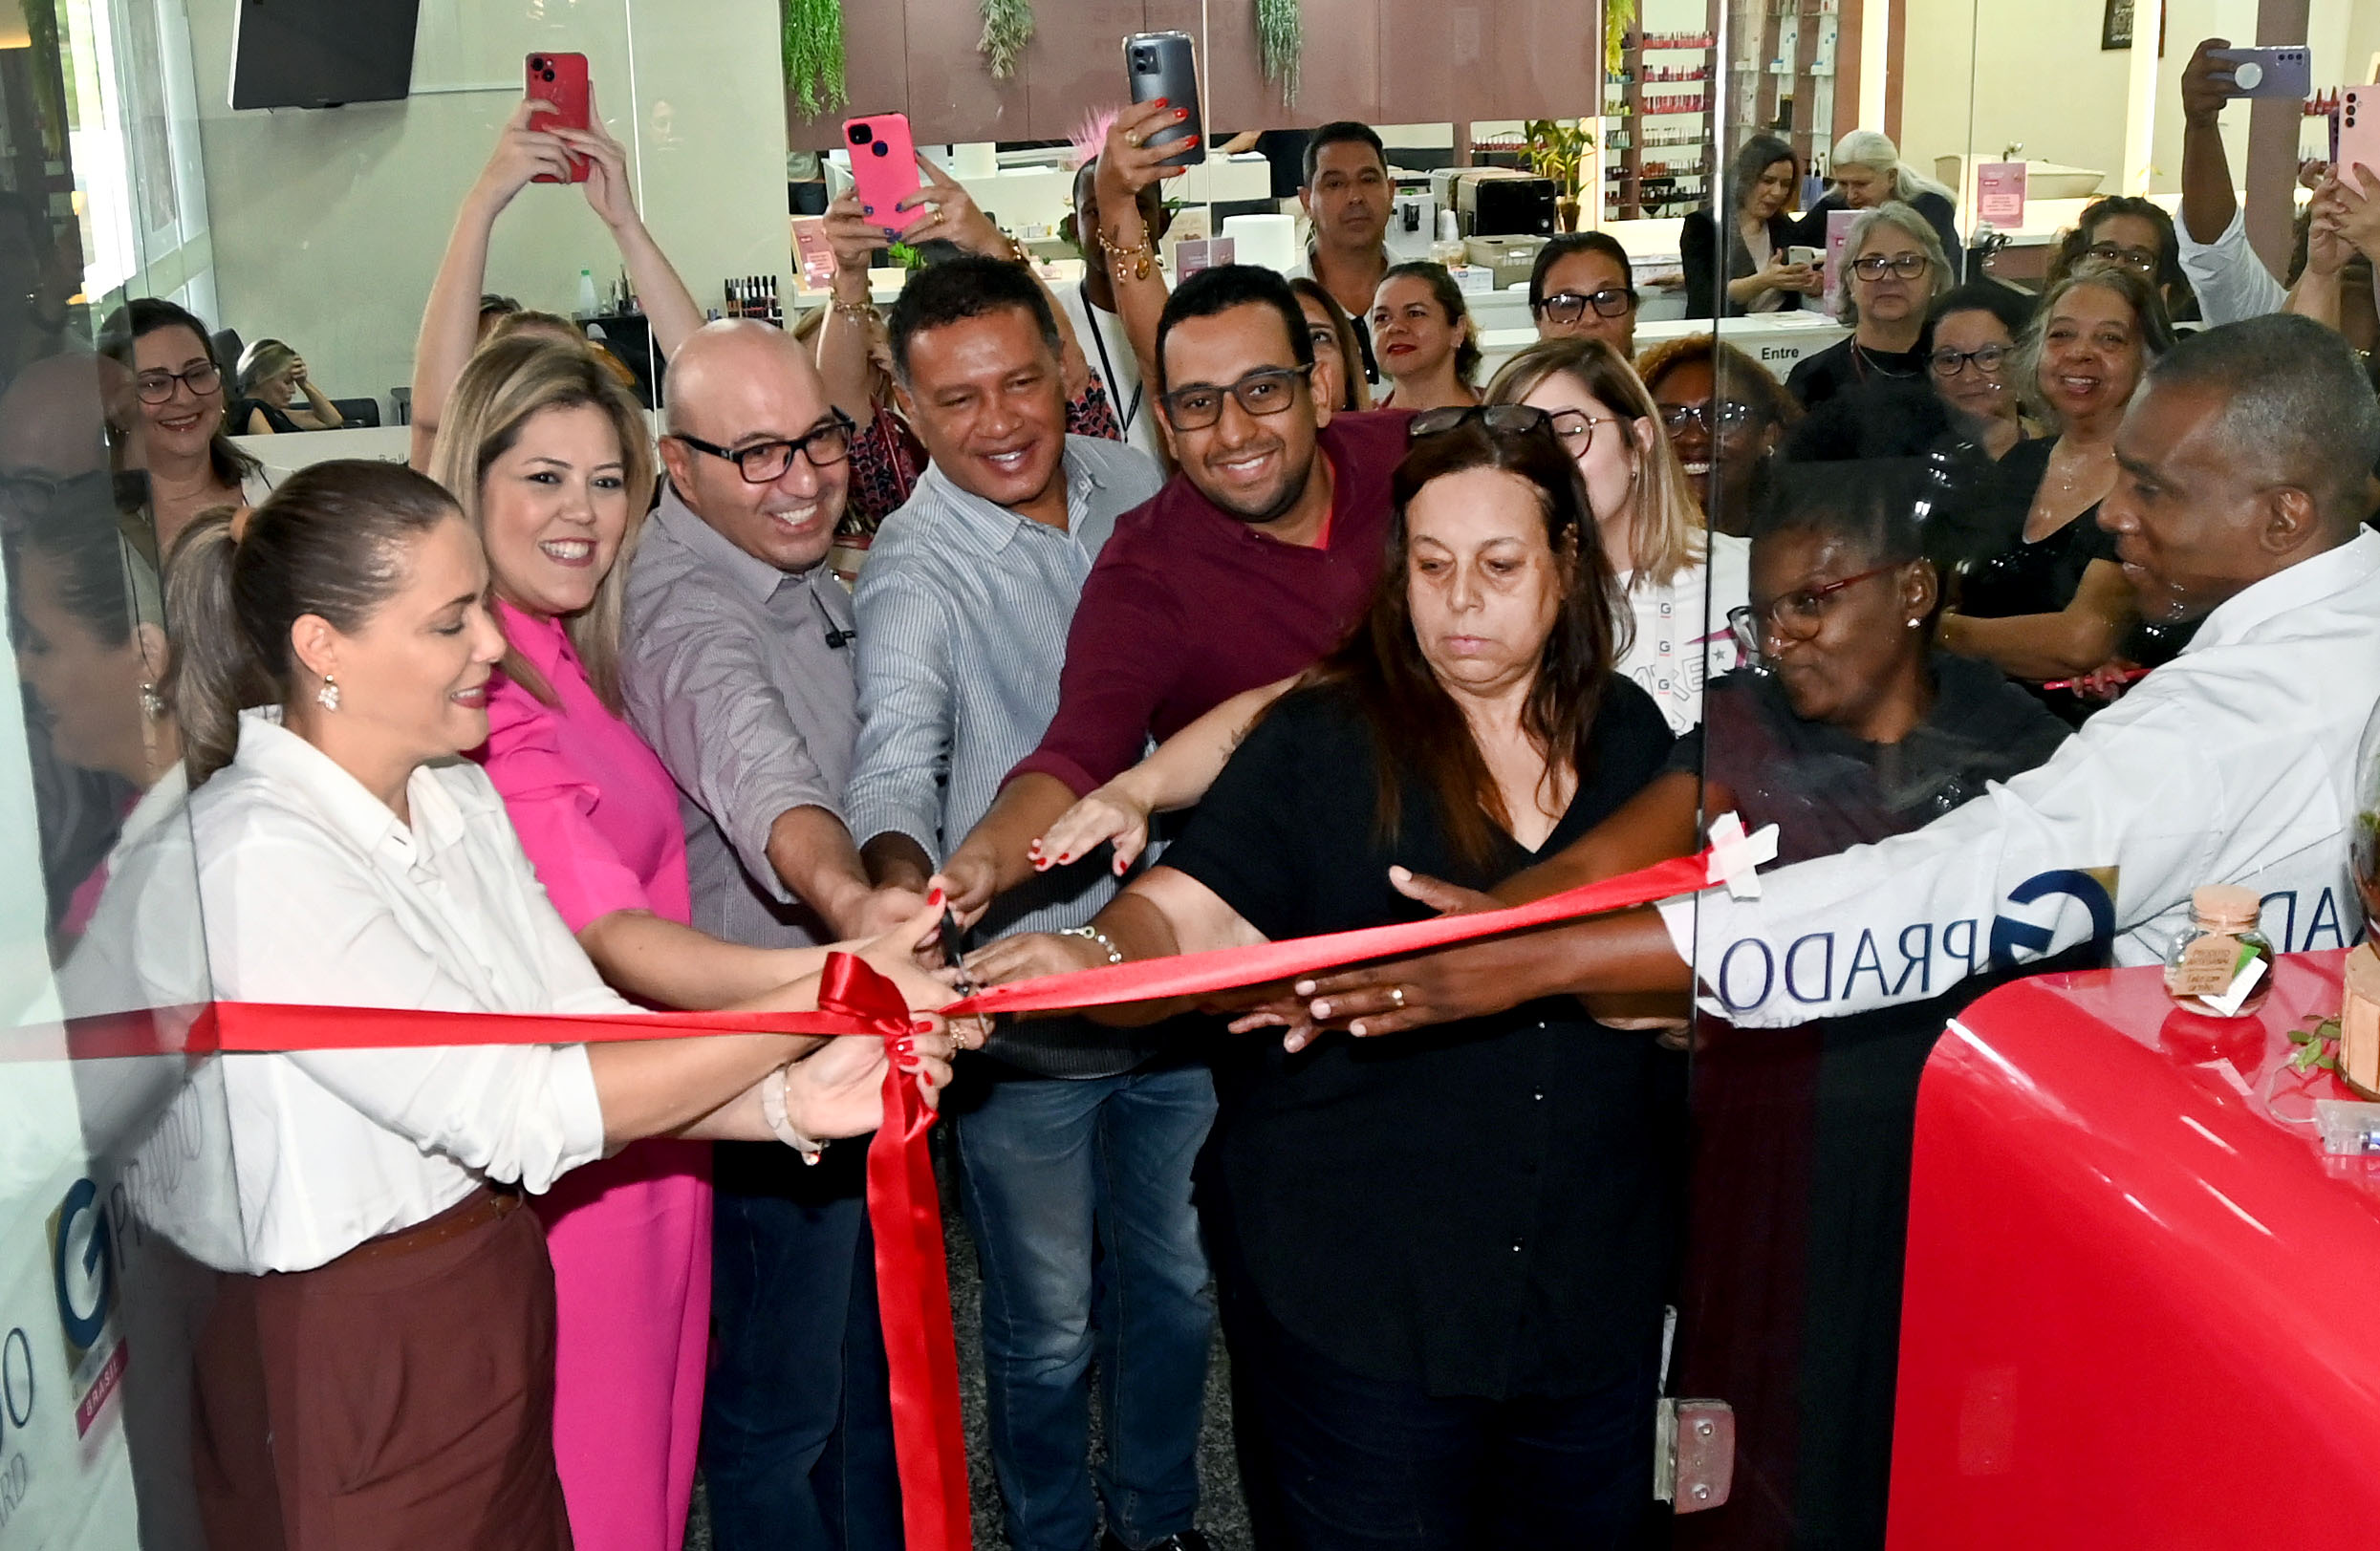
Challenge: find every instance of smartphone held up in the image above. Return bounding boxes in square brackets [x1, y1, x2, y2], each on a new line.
[525, 52, 591, 183]
[1125, 32, 1205, 168]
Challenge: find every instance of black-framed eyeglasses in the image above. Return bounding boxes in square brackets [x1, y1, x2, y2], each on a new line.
[1157, 364, 1312, 431]
[1726, 562, 1904, 664]
[134, 361, 221, 403]
[1407, 402, 1551, 442]
[1850, 252, 1931, 281]
[1658, 400, 1759, 436]
[1929, 343, 2011, 377]
[2083, 243, 2159, 277]
[671, 408, 856, 484]
[1533, 288, 1635, 324]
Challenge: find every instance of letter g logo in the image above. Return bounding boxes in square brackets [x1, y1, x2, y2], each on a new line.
[1989, 868, 2117, 971]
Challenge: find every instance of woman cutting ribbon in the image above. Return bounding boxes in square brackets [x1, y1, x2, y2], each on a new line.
[969, 410, 1678, 1549]
[156, 461, 954, 1551]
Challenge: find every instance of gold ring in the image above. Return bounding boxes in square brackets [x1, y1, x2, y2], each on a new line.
[1390, 986, 1406, 1008]
[1125, 130, 1143, 149]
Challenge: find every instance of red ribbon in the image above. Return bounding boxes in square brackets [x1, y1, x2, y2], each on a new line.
[38, 846, 1716, 1543]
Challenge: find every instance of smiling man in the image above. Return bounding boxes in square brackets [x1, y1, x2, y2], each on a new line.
[1282, 313, 2380, 1035]
[619, 318, 916, 1551]
[933, 264, 1412, 916]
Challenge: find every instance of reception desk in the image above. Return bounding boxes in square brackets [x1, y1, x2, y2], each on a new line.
[1891, 950, 2380, 1547]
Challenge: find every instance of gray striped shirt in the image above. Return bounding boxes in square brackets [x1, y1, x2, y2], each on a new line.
[847, 435, 1164, 942]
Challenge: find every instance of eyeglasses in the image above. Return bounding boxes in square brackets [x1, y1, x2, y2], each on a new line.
[1658, 400, 1759, 436]
[1533, 288, 1635, 324]
[1725, 562, 1904, 664]
[1158, 364, 1312, 431]
[1407, 403, 1550, 441]
[1929, 343, 2011, 377]
[134, 362, 221, 403]
[1850, 252, 1931, 282]
[672, 409, 855, 484]
[2083, 243, 2159, 277]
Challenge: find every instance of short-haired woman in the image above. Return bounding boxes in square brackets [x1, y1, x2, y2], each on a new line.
[1936, 265, 2177, 722]
[162, 461, 951, 1549]
[974, 413, 1680, 1549]
[1371, 260, 1482, 412]
[233, 337, 348, 435]
[1528, 230, 1641, 358]
[1491, 336, 1748, 732]
[1785, 202, 1952, 407]
[1924, 282, 2037, 462]
[1681, 134, 1823, 318]
[1290, 276, 1374, 412]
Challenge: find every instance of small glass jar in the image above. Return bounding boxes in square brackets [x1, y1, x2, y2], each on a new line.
[2163, 885, 2276, 1019]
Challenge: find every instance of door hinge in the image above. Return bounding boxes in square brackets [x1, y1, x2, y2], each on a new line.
[1655, 1397, 1735, 1512]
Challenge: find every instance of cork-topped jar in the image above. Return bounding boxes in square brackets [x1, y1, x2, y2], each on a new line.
[2162, 885, 2275, 1019]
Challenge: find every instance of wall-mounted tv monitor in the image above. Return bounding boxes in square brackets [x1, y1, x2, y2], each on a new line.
[229, 0, 420, 110]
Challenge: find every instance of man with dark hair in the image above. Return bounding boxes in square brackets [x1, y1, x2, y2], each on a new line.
[935, 261, 1409, 914]
[849, 253, 1201, 1551]
[1529, 230, 1643, 357]
[1293, 120, 1394, 377]
[1284, 314, 2380, 1037]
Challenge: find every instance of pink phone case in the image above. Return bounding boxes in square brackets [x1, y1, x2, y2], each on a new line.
[2342, 90, 2380, 184]
[845, 113, 927, 238]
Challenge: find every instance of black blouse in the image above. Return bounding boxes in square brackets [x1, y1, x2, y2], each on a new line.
[1785, 336, 1929, 409]
[1161, 679, 1677, 1400]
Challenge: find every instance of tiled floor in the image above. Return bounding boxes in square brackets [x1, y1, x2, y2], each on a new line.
[685, 1160, 1252, 1551]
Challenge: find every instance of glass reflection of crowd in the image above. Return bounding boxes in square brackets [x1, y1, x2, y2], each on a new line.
[6, 32, 2380, 1551]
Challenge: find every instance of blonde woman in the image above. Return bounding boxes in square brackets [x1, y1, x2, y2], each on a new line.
[1028, 342, 1742, 874]
[234, 337, 347, 434]
[1486, 336, 1748, 734]
[1785, 202, 1952, 407]
[427, 334, 954, 1551]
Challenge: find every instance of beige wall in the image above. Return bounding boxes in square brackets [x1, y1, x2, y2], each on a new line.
[186, 0, 788, 411]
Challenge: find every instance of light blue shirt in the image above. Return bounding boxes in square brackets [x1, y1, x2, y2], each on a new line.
[847, 434, 1163, 940]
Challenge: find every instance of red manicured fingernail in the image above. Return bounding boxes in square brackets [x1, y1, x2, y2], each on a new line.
[894, 1037, 916, 1055]
[1055, 852, 1073, 865]
[899, 1057, 922, 1072]
[926, 887, 945, 909]
[1153, 97, 1168, 109]
[912, 1019, 936, 1034]
[1175, 108, 1188, 120]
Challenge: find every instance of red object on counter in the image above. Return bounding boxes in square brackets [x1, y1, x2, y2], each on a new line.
[1890, 949, 2380, 1548]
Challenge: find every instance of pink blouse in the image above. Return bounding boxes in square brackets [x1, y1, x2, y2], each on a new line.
[475, 600, 692, 930]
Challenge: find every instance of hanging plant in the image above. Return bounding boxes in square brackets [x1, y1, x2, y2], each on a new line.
[979, 0, 1034, 79]
[1604, 0, 1637, 75]
[1257, 0, 1304, 105]
[783, 0, 848, 117]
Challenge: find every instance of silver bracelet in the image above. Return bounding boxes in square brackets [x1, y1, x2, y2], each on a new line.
[759, 1065, 825, 1165]
[1060, 924, 1125, 964]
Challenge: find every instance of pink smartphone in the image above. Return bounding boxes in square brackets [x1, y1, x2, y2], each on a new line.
[526, 52, 591, 183]
[2344, 88, 2380, 183]
[844, 113, 928, 238]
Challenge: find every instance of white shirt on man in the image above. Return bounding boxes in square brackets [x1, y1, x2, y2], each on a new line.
[1661, 528, 2380, 1024]
[2177, 206, 2287, 325]
[190, 709, 624, 1272]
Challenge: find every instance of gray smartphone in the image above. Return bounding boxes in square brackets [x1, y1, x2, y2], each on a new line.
[2209, 45, 2312, 100]
[1125, 31, 1204, 168]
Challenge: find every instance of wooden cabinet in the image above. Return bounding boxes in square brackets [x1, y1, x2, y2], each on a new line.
[789, 0, 1593, 149]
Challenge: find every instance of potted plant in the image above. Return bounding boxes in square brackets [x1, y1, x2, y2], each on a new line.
[1525, 118, 1593, 232]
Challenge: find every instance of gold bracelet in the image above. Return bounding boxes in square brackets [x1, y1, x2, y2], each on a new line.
[997, 229, 1031, 266]
[1103, 228, 1156, 284]
[831, 294, 882, 327]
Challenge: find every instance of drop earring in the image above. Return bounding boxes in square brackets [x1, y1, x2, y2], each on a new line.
[138, 681, 162, 720]
[316, 674, 340, 712]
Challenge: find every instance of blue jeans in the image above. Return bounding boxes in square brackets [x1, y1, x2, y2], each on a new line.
[701, 1143, 901, 1551]
[953, 1060, 1217, 1551]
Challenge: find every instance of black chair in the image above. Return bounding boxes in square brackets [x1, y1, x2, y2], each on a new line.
[210, 328, 245, 377]
[330, 397, 380, 428]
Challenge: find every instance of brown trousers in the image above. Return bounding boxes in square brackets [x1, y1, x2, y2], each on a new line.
[190, 1191, 573, 1551]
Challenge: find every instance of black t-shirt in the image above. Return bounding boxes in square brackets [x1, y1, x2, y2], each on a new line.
[1667, 653, 2070, 866]
[1161, 679, 1676, 1399]
[1785, 336, 1929, 409]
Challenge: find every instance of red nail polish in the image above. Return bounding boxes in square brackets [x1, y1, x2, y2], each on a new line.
[894, 1036, 916, 1054]
[1153, 97, 1168, 109]
[912, 1019, 936, 1034]
[1174, 108, 1187, 120]
[926, 886, 945, 909]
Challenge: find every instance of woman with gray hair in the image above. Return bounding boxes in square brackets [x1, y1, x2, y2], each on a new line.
[1936, 264, 2176, 722]
[1794, 128, 1963, 274]
[1785, 202, 1951, 407]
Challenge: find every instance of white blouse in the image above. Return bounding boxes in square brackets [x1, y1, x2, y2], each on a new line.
[191, 711, 630, 1273]
[1619, 530, 1752, 735]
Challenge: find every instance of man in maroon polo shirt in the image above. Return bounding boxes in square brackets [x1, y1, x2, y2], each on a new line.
[933, 263, 1410, 917]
